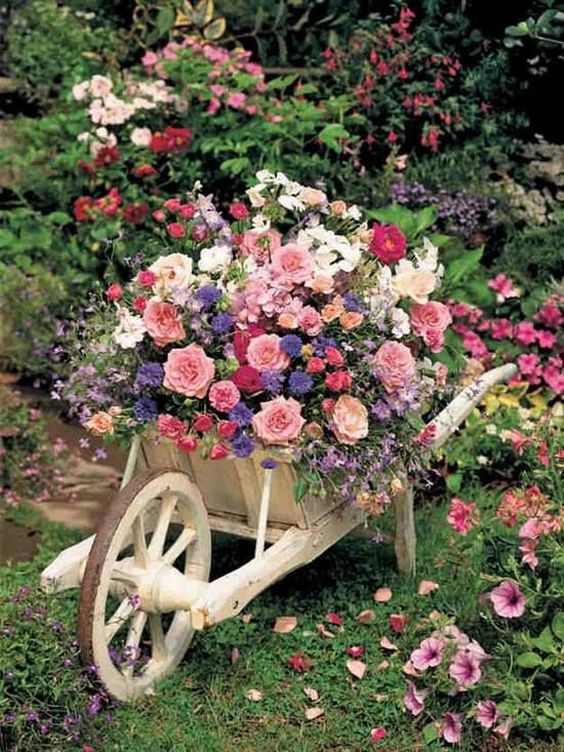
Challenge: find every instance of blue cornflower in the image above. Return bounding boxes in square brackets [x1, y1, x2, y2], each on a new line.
[312, 335, 337, 356]
[261, 458, 278, 469]
[134, 396, 158, 422]
[229, 402, 254, 427]
[135, 362, 164, 389]
[343, 292, 365, 313]
[261, 370, 284, 395]
[211, 312, 234, 334]
[195, 285, 222, 311]
[280, 334, 303, 358]
[288, 371, 313, 395]
[231, 432, 255, 458]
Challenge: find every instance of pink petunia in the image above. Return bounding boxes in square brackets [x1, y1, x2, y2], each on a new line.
[493, 718, 513, 739]
[489, 580, 526, 618]
[536, 330, 557, 349]
[513, 322, 537, 346]
[447, 497, 478, 535]
[410, 638, 444, 670]
[441, 712, 462, 744]
[489, 318, 513, 340]
[403, 680, 428, 716]
[448, 650, 482, 687]
[476, 700, 500, 729]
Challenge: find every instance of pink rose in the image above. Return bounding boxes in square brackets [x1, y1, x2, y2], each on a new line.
[370, 224, 407, 265]
[298, 306, 323, 336]
[270, 243, 314, 287]
[410, 301, 452, 353]
[163, 344, 215, 398]
[143, 300, 186, 346]
[252, 397, 306, 445]
[246, 334, 290, 372]
[208, 380, 241, 412]
[373, 341, 416, 393]
[240, 230, 281, 263]
[331, 395, 368, 445]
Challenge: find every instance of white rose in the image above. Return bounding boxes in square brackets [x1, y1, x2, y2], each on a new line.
[198, 244, 232, 274]
[130, 127, 153, 147]
[149, 253, 194, 293]
[90, 75, 113, 98]
[72, 81, 90, 101]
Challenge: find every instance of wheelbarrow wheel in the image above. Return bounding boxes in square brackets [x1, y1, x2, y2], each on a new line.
[78, 469, 211, 701]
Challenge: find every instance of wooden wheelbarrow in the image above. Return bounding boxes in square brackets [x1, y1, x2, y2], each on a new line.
[41, 364, 516, 701]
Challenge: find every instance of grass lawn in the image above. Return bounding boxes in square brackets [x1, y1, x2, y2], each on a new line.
[0, 498, 560, 752]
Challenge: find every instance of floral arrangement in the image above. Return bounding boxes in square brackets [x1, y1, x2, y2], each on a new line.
[63, 170, 455, 509]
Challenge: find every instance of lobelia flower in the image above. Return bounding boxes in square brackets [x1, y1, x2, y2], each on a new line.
[489, 580, 526, 618]
[410, 637, 444, 670]
[476, 700, 500, 729]
[403, 680, 428, 716]
[448, 650, 481, 687]
[441, 712, 462, 744]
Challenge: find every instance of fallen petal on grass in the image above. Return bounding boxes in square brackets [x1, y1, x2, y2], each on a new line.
[402, 660, 420, 677]
[389, 613, 409, 634]
[373, 587, 392, 603]
[347, 645, 365, 658]
[376, 660, 390, 671]
[230, 647, 240, 665]
[305, 707, 324, 721]
[370, 727, 387, 742]
[356, 609, 376, 624]
[287, 650, 312, 672]
[241, 613, 253, 624]
[246, 689, 263, 701]
[379, 636, 398, 651]
[273, 616, 298, 634]
[326, 611, 343, 625]
[316, 623, 335, 639]
[346, 659, 366, 679]
[303, 686, 319, 702]
[418, 580, 439, 596]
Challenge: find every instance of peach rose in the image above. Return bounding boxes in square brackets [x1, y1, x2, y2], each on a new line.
[372, 341, 416, 393]
[84, 411, 114, 435]
[299, 187, 327, 206]
[410, 301, 452, 353]
[278, 312, 299, 329]
[321, 303, 344, 323]
[208, 380, 241, 413]
[163, 344, 215, 398]
[340, 311, 364, 330]
[252, 396, 306, 445]
[143, 300, 186, 346]
[393, 268, 436, 304]
[270, 243, 314, 287]
[240, 229, 281, 263]
[246, 334, 290, 372]
[330, 200, 347, 216]
[149, 253, 193, 293]
[298, 306, 323, 336]
[332, 395, 369, 445]
[310, 273, 335, 294]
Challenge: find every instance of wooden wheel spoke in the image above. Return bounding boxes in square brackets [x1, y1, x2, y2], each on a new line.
[148, 493, 177, 558]
[121, 611, 148, 678]
[162, 528, 196, 565]
[105, 599, 134, 643]
[149, 614, 167, 662]
[132, 515, 149, 568]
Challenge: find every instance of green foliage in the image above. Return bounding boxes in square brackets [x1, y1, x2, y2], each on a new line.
[494, 222, 564, 285]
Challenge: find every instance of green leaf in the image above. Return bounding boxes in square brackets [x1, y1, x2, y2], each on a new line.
[532, 626, 557, 654]
[219, 157, 251, 176]
[367, 205, 417, 237]
[516, 651, 543, 668]
[155, 7, 175, 35]
[414, 206, 437, 235]
[318, 123, 350, 153]
[551, 612, 564, 641]
[266, 74, 299, 92]
[445, 247, 484, 287]
[422, 722, 437, 744]
[446, 474, 463, 493]
[294, 476, 308, 502]
[0, 229, 16, 248]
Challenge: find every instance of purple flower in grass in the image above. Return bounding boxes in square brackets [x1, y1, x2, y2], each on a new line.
[410, 638, 444, 670]
[449, 650, 481, 687]
[441, 712, 462, 744]
[476, 700, 500, 729]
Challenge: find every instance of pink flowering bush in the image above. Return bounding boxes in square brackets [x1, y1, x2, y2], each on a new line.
[61, 170, 462, 510]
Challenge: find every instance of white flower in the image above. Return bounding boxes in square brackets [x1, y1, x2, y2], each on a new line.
[485, 424, 497, 435]
[278, 194, 305, 212]
[90, 75, 113, 98]
[390, 307, 411, 338]
[149, 253, 194, 293]
[255, 169, 276, 183]
[198, 244, 232, 274]
[112, 308, 146, 349]
[72, 81, 90, 101]
[343, 204, 362, 221]
[246, 187, 266, 208]
[77, 131, 91, 143]
[477, 456, 489, 465]
[130, 127, 152, 147]
[251, 213, 271, 232]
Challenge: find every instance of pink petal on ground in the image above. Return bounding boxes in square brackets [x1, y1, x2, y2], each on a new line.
[273, 616, 298, 634]
[326, 612, 344, 625]
[346, 659, 367, 679]
[246, 689, 263, 701]
[230, 647, 240, 664]
[305, 707, 324, 721]
[316, 623, 335, 639]
[418, 580, 439, 595]
[303, 687, 319, 702]
[356, 609, 376, 624]
[373, 587, 392, 603]
[380, 636, 398, 651]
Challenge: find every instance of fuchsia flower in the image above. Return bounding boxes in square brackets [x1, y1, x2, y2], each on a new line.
[403, 680, 428, 716]
[369, 223, 407, 265]
[488, 274, 519, 301]
[410, 637, 444, 670]
[489, 580, 526, 618]
[448, 650, 481, 687]
[476, 700, 500, 729]
[447, 497, 478, 535]
[513, 322, 537, 346]
[536, 330, 557, 349]
[489, 318, 513, 340]
[441, 712, 462, 744]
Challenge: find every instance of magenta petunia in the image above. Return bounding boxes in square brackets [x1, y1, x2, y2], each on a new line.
[441, 712, 462, 744]
[489, 580, 526, 619]
[403, 680, 428, 716]
[476, 700, 500, 729]
[448, 650, 481, 687]
[410, 637, 444, 670]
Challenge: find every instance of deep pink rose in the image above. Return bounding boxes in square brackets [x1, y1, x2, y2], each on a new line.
[410, 301, 452, 353]
[137, 269, 157, 287]
[270, 243, 314, 287]
[105, 283, 123, 301]
[208, 380, 241, 412]
[246, 334, 290, 372]
[297, 306, 323, 336]
[369, 223, 407, 264]
[157, 414, 187, 440]
[231, 365, 263, 394]
[143, 300, 186, 346]
[372, 341, 416, 393]
[163, 344, 215, 398]
[252, 396, 305, 445]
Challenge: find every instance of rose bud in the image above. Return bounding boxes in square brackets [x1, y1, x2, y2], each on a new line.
[105, 283, 123, 301]
[209, 443, 230, 460]
[178, 203, 196, 219]
[304, 422, 323, 439]
[306, 356, 325, 374]
[132, 296, 147, 312]
[324, 346, 344, 367]
[325, 370, 352, 392]
[163, 198, 181, 212]
[218, 420, 238, 439]
[177, 436, 198, 453]
[167, 222, 185, 238]
[321, 398, 335, 413]
[137, 269, 156, 287]
[152, 209, 166, 222]
[193, 414, 214, 433]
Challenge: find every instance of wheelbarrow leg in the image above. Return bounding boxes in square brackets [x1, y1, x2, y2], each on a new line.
[394, 480, 416, 577]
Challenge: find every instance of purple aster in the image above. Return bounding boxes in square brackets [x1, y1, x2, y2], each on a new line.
[135, 362, 164, 389]
[288, 371, 313, 395]
[229, 402, 254, 427]
[371, 400, 392, 422]
[231, 432, 255, 458]
[134, 396, 158, 422]
[211, 312, 234, 334]
[343, 292, 365, 312]
[261, 370, 284, 395]
[195, 285, 222, 311]
[312, 335, 337, 356]
[280, 334, 303, 358]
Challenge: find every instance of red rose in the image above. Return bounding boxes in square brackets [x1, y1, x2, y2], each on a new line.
[167, 223, 185, 238]
[229, 202, 249, 220]
[157, 414, 187, 440]
[321, 398, 335, 412]
[218, 420, 238, 439]
[178, 203, 196, 219]
[73, 196, 95, 222]
[105, 283, 123, 301]
[209, 443, 230, 460]
[94, 146, 120, 168]
[177, 436, 197, 453]
[325, 370, 352, 392]
[164, 198, 181, 213]
[123, 203, 149, 225]
[233, 330, 250, 364]
[133, 164, 157, 178]
[137, 270, 156, 287]
[369, 223, 407, 265]
[193, 414, 214, 433]
[231, 365, 263, 394]
[306, 356, 325, 374]
[324, 347, 344, 367]
[132, 296, 147, 312]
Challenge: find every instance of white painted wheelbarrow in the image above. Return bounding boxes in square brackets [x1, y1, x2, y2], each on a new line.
[41, 364, 516, 701]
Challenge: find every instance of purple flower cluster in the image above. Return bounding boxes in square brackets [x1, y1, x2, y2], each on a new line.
[135, 362, 164, 389]
[195, 284, 222, 311]
[134, 396, 158, 422]
[280, 334, 303, 358]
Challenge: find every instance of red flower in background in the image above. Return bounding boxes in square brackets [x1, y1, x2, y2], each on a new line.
[150, 126, 193, 154]
[287, 650, 311, 672]
[93, 146, 120, 168]
[369, 223, 407, 265]
[133, 164, 157, 178]
[73, 196, 96, 222]
[123, 203, 149, 225]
